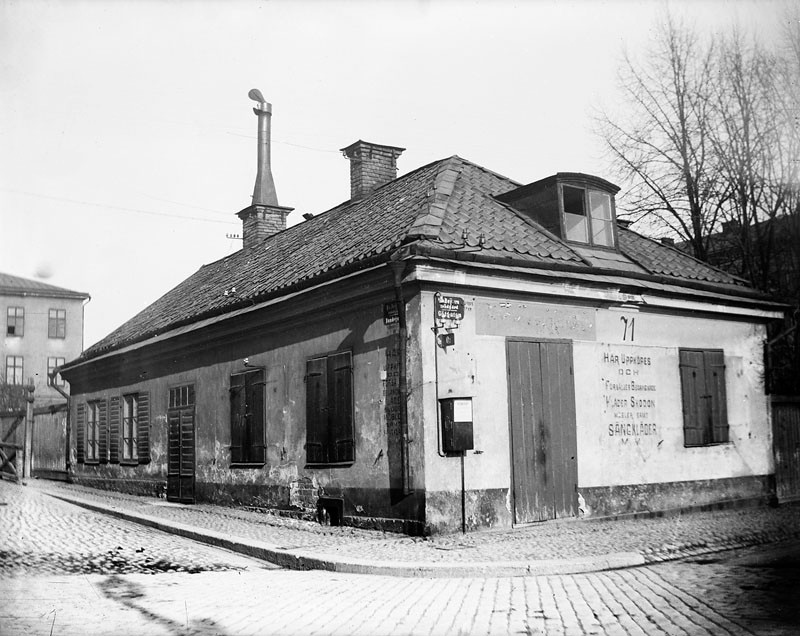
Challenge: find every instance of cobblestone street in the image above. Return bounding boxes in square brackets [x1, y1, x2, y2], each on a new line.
[2, 481, 798, 635]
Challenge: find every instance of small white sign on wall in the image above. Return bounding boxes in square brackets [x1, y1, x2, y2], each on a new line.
[453, 398, 473, 423]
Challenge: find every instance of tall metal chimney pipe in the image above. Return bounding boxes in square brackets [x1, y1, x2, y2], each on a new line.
[248, 88, 279, 206]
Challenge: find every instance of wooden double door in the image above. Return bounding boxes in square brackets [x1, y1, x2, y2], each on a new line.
[507, 339, 578, 524]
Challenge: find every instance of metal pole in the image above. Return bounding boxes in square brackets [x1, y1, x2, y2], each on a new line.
[461, 451, 466, 534]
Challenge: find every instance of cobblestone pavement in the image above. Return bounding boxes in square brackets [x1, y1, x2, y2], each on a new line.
[1, 480, 270, 576]
[2, 480, 798, 635]
[27, 479, 800, 571]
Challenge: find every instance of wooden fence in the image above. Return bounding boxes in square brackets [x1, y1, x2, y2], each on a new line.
[0, 402, 68, 482]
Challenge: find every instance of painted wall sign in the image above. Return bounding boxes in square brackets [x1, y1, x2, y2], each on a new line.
[476, 301, 596, 339]
[600, 345, 659, 442]
[435, 295, 465, 323]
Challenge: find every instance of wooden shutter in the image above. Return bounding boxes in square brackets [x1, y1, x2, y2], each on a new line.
[230, 374, 246, 464]
[98, 400, 109, 464]
[109, 396, 120, 464]
[705, 350, 729, 443]
[679, 350, 706, 446]
[246, 370, 266, 464]
[305, 357, 327, 464]
[76, 401, 86, 464]
[137, 392, 150, 464]
[328, 352, 354, 463]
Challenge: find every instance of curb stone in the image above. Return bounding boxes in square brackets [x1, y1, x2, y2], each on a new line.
[42, 489, 800, 578]
[45, 492, 645, 577]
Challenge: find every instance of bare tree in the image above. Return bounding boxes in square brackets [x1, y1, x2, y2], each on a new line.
[597, 14, 725, 259]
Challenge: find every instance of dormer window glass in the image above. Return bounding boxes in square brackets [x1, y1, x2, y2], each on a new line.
[561, 184, 615, 248]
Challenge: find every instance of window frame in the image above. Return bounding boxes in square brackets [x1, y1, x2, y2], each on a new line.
[121, 393, 139, 464]
[6, 306, 24, 337]
[229, 368, 266, 468]
[5, 355, 23, 385]
[679, 348, 729, 447]
[47, 357, 66, 387]
[169, 384, 195, 409]
[305, 350, 355, 468]
[48, 308, 66, 339]
[558, 182, 618, 249]
[86, 401, 101, 463]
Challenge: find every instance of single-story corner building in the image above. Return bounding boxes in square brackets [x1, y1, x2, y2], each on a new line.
[60, 95, 785, 534]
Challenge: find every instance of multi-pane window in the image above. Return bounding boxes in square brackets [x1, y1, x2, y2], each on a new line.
[122, 394, 139, 462]
[230, 369, 266, 466]
[86, 402, 100, 462]
[6, 307, 23, 336]
[562, 184, 615, 248]
[679, 349, 729, 446]
[5, 356, 23, 385]
[169, 384, 195, 408]
[48, 309, 66, 339]
[305, 351, 354, 466]
[47, 357, 66, 387]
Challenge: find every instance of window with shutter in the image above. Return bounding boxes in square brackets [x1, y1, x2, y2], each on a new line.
[229, 369, 266, 466]
[305, 351, 354, 467]
[109, 396, 120, 464]
[137, 392, 150, 464]
[86, 401, 100, 463]
[679, 348, 729, 447]
[76, 402, 86, 464]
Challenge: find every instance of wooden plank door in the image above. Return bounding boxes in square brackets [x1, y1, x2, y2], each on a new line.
[507, 339, 578, 524]
[167, 406, 195, 503]
[773, 397, 800, 503]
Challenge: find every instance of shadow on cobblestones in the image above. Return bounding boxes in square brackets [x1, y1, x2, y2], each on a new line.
[0, 545, 245, 576]
[100, 575, 231, 636]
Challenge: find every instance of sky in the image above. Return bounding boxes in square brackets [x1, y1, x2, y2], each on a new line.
[0, 0, 785, 351]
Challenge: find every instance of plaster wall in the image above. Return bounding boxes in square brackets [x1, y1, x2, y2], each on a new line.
[69, 288, 425, 529]
[415, 286, 773, 530]
[576, 308, 772, 488]
[1, 294, 84, 403]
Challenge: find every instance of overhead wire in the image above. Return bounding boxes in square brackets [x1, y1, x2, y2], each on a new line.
[0, 188, 239, 225]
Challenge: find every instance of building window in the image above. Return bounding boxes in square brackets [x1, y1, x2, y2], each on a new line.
[48, 309, 66, 339]
[122, 394, 139, 462]
[86, 401, 100, 462]
[5, 356, 23, 385]
[47, 357, 66, 387]
[561, 184, 615, 248]
[679, 349, 729, 446]
[230, 369, 266, 466]
[305, 351, 354, 466]
[6, 307, 23, 337]
[169, 384, 195, 408]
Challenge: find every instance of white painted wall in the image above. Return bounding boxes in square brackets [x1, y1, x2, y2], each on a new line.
[416, 287, 773, 495]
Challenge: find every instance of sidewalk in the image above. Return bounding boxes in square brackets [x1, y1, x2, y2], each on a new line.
[27, 479, 800, 578]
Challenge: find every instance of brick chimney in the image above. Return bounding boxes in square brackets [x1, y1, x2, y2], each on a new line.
[237, 89, 293, 250]
[340, 140, 405, 201]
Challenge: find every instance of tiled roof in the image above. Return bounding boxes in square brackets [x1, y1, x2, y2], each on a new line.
[0, 272, 89, 299]
[618, 231, 745, 285]
[79, 156, 758, 361]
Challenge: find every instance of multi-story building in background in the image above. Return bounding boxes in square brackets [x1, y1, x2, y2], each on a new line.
[1, 272, 90, 405]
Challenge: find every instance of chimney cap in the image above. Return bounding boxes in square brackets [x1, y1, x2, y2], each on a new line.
[340, 140, 406, 157]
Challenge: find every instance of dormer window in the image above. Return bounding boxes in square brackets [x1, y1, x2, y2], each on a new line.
[561, 184, 614, 247]
[496, 172, 621, 251]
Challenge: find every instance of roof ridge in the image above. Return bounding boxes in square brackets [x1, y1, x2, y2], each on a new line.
[406, 157, 464, 240]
